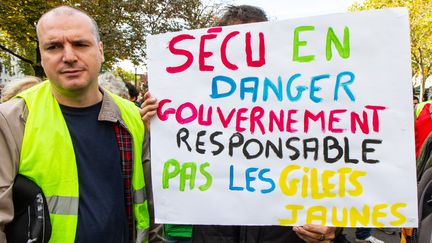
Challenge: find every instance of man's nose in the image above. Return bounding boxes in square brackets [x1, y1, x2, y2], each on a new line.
[62, 45, 78, 63]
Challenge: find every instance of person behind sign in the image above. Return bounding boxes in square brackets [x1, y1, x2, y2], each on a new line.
[98, 72, 129, 99]
[140, 4, 337, 243]
[0, 6, 163, 242]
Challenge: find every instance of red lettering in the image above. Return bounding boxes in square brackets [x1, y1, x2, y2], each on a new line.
[207, 27, 222, 33]
[365, 105, 386, 132]
[166, 34, 196, 73]
[245, 32, 266, 67]
[250, 106, 265, 134]
[236, 108, 248, 132]
[199, 33, 217, 71]
[350, 111, 369, 134]
[221, 31, 240, 70]
[198, 105, 212, 126]
[176, 102, 197, 124]
[304, 110, 324, 133]
[269, 110, 284, 132]
[217, 107, 236, 128]
[287, 109, 298, 132]
[329, 109, 347, 133]
[157, 99, 175, 121]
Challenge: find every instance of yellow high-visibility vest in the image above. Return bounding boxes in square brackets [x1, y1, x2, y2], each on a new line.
[18, 81, 149, 242]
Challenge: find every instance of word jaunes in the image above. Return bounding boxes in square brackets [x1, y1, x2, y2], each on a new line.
[278, 203, 407, 227]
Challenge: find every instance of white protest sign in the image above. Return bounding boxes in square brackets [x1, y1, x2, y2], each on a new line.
[147, 8, 418, 227]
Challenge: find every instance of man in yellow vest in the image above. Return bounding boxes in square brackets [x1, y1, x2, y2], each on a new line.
[0, 6, 162, 243]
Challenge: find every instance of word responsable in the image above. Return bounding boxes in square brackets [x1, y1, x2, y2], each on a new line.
[165, 25, 350, 73]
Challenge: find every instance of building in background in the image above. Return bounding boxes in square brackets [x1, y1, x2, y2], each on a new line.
[0, 54, 25, 85]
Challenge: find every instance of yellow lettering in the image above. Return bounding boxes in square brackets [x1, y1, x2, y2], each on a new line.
[349, 204, 370, 227]
[390, 203, 407, 226]
[371, 204, 387, 227]
[337, 167, 352, 197]
[331, 206, 348, 227]
[348, 170, 366, 196]
[322, 170, 337, 198]
[301, 167, 310, 198]
[278, 204, 304, 225]
[279, 165, 301, 196]
[311, 168, 327, 199]
[306, 205, 327, 225]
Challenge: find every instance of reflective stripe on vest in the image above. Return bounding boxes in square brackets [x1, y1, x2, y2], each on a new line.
[47, 196, 79, 215]
[18, 82, 150, 242]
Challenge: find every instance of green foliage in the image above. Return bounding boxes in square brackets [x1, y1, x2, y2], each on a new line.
[350, 0, 432, 100]
[113, 67, 135, 83]
[0, 0, 224, 77]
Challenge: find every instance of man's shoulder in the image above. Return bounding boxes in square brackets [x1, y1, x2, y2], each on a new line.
[0, 98, 27, 121]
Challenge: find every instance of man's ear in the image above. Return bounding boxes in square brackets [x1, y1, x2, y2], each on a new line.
[98, 41, 105, 63]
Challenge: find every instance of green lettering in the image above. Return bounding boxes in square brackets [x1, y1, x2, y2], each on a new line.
[180, 162, 197, 191]
[162, 159, 180, 189]
[326, 27, 350, 61]
[293, 25, 315, 63]
[199, 162, 213, 191]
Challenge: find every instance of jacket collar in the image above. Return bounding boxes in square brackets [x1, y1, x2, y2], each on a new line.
[98, 88, 124, 124]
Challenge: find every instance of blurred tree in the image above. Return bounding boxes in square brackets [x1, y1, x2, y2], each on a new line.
[0, 0, 224, 78]
[350, 0, 432, 101]
[112, 67, 135, 83]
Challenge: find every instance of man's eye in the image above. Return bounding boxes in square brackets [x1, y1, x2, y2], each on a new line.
[76, 43, 89, 47]
[47, 45, 60, 50]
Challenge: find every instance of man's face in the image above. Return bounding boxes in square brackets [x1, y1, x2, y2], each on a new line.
[38, 13, 104, 95]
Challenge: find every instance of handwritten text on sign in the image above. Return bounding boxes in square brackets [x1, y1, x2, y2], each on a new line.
[148, 8, 417, 227]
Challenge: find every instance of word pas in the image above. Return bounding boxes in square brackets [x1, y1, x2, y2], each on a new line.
[162, 159, 212, 192]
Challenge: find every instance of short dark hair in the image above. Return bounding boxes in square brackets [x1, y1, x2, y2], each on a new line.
[216, 5, 268, 26]
[125, 82, 139, 99]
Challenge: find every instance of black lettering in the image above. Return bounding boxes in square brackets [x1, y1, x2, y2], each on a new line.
[303, 138, 319, 160]
[229, 133, 244, 157]
[323, 136, 343, 163]
[243, 138, 263, 159]
[344, 137, 359, 164]
[210, 131, 224, 155]
[362, 139, 382, 163]
[196, 130, 206, 154]
[176, 127, 191, 151]
[265, 138, 283, 159]
[286, 137, 300, 160]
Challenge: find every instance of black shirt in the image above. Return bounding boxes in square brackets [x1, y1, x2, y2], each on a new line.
[60, 101, 128, 243]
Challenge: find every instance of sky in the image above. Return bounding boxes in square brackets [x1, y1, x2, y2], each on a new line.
[118, 0, 365, 73]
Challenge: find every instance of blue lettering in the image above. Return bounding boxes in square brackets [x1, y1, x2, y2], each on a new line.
[287, 73, 308, 101]
[210, 75, 237, 99]
[259, 168, 275, 194]
[240, 77, 259, 102]
[334, 71, 355, 101]
[310, 74, 330, 103]
[229, 165, 244, 191]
